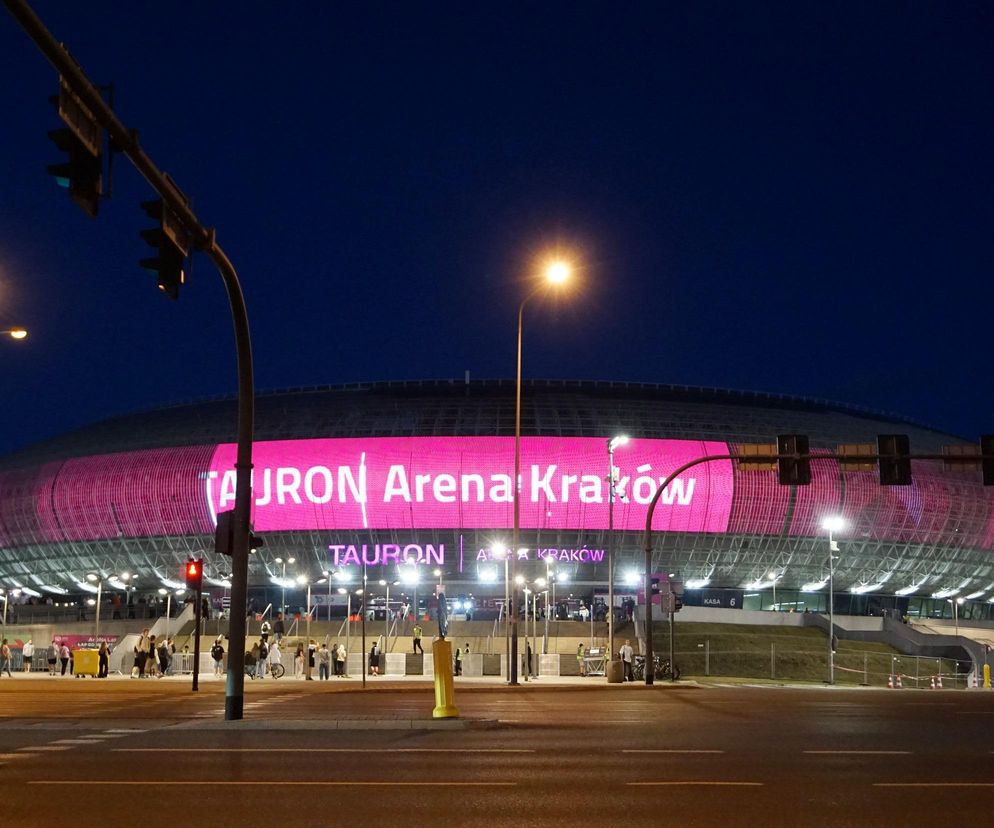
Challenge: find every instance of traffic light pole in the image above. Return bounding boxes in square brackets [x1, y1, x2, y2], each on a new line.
[4, 0, 256, 720]
[192, 582, 202, 692]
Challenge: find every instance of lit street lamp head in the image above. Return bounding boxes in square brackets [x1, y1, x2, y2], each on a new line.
[821, 515, 846, 533]
[544, 260, 570, 284]
[3, 328, 28, 340]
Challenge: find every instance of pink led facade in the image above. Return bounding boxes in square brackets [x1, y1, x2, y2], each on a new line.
[206, 437, 734, 533]
[0, 437, 991, 551]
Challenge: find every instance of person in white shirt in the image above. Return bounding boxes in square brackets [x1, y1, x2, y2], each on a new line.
[22, 639, 34, 672]
[620, 640, 635, 682]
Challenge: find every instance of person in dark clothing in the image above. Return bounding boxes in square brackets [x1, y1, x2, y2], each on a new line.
[98, 642, 109, 678]
[273, 614, 285, 642]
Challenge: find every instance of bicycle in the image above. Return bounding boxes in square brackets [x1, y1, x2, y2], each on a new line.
[243, 654, 285, 679]
[632, 655, 680, 681]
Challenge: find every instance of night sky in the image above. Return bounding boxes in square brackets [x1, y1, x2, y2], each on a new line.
[1, 2, 992, 458]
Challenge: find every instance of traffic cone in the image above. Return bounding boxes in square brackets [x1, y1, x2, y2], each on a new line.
[887, 674, 893, 688]
[896, 674, 903, 689]
[930, 675, 936, 689]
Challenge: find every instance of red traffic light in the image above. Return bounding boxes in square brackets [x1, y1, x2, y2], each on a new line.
[185, 558, 203, 589]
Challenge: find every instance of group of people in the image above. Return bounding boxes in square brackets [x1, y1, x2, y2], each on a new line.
[131, 629, 177, 678]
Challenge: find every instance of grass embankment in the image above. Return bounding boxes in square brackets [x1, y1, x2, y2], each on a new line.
[653, 623, 963, 687]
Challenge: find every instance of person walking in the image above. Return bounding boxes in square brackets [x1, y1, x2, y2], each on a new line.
[273, 614, 285, 643]
[136, 628, 151, 678]
[98, 642, 109, 678]
[22, 639, 34, 673]
[268, 638, 282, 676]
[454, 645, 463, 676]
[294, 643, 304, 678]
[369, 642, 380, 676]
[59, 642, 70, 676]
[318, 643, 330, 680]
[335, 643, 347, 677]
[577, 642, 586, 677]
[211, 637, 225, 677]
[47, 643, 58, 675]
[157, 639, 170, 677]
[330, 643, 340, 676]
[0, 640, 12, 678]
[146, 635, 158, 678]
[620, 639, 635, 682]
[412, 623, 424, 655]
[256, 638, 268, 679]
[307, 639, 316, 680]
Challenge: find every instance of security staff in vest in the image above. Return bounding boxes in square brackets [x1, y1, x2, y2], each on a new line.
[412, 624, 424, 655]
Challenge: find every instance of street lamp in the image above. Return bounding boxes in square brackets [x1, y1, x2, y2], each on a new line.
[948, 597, 964, 638]
[768, 570, 780, 611]
[1, 328, 28, 340]
[492, 544, 511, 681]
[296, 574, 312, 679]
[379, 579, 398, 652]
[511, 257, 573, 685]
[157, 587, 173, 639]
[273, 556, 295, 615]
[821, 515, 845, 685]
[607, 435, 629, 664]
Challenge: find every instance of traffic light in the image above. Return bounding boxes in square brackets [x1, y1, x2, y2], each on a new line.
[777, 434, 811, 486]
[47, 82, 102, 218]
[214, 510, 233, 556]
[185, 558, 203, 591]
[981, 435, 994, 486]
[878, 434, 912, 486]
[139, 199, 189, 300]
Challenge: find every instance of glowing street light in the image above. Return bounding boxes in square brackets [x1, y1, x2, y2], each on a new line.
[2, 328, 27, 340]
[820, 515, 846, 684]
[511, 256, 574, 684]
[607, 434, 630, 666]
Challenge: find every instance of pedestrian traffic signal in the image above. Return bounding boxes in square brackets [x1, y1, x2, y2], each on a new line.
[777, 434, 811, 486]
[139, 199, 189, 300]
[185, 558, 203, 591]
[47, 82, 103, 218]
[877, 434, 912, 486]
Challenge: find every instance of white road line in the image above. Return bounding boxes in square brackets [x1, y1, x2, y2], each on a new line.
[49, 739, 101, 745]
[0, 753, 37, 760]
[21, 746, 71, 752]
[627, 781, 763, 787]
[623, 749, 725, 754]
[804, 750, 911, 755]
[105, 729, 148, 734]
[115, 748, 536, 754]
[874, 783, 994, 787]
[29, 780, 516, 787]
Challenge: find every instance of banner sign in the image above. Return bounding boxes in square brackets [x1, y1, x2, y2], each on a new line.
[207, 436, 733, 533]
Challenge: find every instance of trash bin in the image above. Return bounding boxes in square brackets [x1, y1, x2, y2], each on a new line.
[73, 649, 100, 677]
[606, 659, 624, 683]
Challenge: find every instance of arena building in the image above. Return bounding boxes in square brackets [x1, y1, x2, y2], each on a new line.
[1, 379, 992, 622]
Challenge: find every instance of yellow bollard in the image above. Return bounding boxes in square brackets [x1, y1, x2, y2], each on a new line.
[432, 638, 460, 718]
[984, 663, 991, 689]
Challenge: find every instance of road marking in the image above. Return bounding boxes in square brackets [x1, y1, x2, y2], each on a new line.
[50, 739, 101, 746]
[874, 783, 994, 788]
[627, 781, 763, 787]
[21, 745, 70, 752]
[29, 780, 516, 787]
[0, 753, 36, 760]
[115, 748, 536, 754]
[623, 750, 725, 754]
[105, 729, 147, 734]
[804, 750, 911, 755]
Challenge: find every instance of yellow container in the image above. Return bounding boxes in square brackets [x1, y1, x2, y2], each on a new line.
[73, 648, 100, 677]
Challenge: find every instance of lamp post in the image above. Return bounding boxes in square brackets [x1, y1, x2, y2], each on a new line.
[949, 597, 963, 638]
[86, 573, 102, 642]
[769, 570, 779, 612]
[492, 545, 511, 681]
[512, 258, 572, 685]
[157, 588, 172, 639]
[1, 328, 28, 340]
[607, 435, 629, 664]
[821, 516, 845, 685]
[274, 556, 295, 616]
[296, 574, 312, 679]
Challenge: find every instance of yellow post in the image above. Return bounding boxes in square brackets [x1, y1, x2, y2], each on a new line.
[432, 638, 459, 718]
[984, 663, 991, 689]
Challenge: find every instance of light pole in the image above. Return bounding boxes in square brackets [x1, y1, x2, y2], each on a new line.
[512, 258, 572, 685]
[493, 545, 510, 679]
[1, 328, 28, 340]
[607, 435, 629, 664]
[157, 588, 172, 639]
[379, 579, 397, 650]
[322, 571, 333, 621]
[821, 516, 845, 685]
[769, 570, 779, 612]
[949, 597, 963, 638]
[296, 574, 312, 679]
[86, 573, 102, 641]
[274, 556, 295, 616]
[535, 577, 548, 653]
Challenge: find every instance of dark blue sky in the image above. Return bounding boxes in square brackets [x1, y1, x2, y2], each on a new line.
[1, 2, 992, 456]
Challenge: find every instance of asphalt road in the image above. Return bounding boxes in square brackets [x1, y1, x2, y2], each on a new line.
[1, 677, 992, 827]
